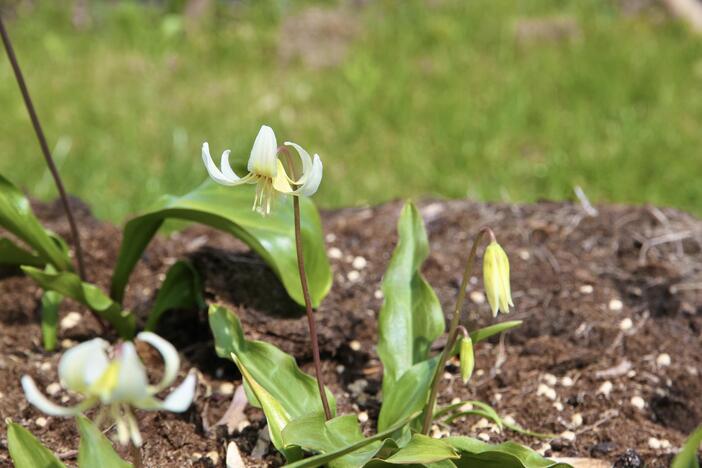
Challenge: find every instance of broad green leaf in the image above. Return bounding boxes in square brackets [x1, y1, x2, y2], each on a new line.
[283, 415, 418, 468]
[22, 267, 135, 338]
[40, 290, 62, 351]
[6, 421, 66, 468]
[208, 304, 336, 419]
[378, 202, 444, 424]
[380, 434, 458, 464]
[233, 355, 302, 461]
[672, 425, 702, 468]
[76, 416, 132, 468]
[378, 358, 437, 432]
[0, 237, 44, 266]
[447, 437, 570, 468]
[145, 260, 205, 331]
[0, 174, 72, 271]
[110, 181, 331, 307]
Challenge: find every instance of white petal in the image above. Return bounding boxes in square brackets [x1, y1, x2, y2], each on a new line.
[124, 407, 143, 447]
[247, 125, 278, 178]
[297, 154, 323, 196]
[21, 376, 84, 416]
[108, 343, 149, 404]
[112, 406, 130, 446]
[58, 338, 109, 393]
[202, 142, 241, 186]
[136, 332, 179, 393]
[219, 149, 243, 181]
[283, 141, 313, 185]
[162, 372, 197, 412]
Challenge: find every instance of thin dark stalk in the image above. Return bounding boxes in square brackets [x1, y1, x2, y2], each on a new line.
[0, 15, 87, 280]
[421, 226, 494, 434]
[293, 196, 333, 420]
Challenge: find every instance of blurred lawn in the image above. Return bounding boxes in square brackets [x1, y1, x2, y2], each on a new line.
[1, 0, 701, 222]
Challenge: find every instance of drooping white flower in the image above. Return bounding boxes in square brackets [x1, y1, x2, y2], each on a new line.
[202, 125, 323, 215]
[21, 332, 196, 447]
[482, 240, 513, 317]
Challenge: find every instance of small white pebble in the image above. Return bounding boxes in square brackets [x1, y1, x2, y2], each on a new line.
[191, 452, 203, 462]
[347, 270, 361, 282]
[648, 437, 661, 450]
[473, 418, 490, 429]
[430, 424, 442, 439]
[469, 291, 485, 304]
[598, 381, 613, 397]
[236, 420, 250, 432]
[553, 401, 564, 411]
[503, 415, 516, 426]
[358, 411, 369, 423]
[35, 417, 47, 428]
[627, 370, 637, 378]
[205, 451, 219, 464]
[443, 371, 453, 380]
[493, 393, 502, 402]
[631, 396, 645, 410]
[59, 311, 82, 330]
[40, 362, 52, 372]
[336, 365, 345, 374]
[518, 249, 530, 260]
[349, 340, 361, 351]
[226, 441, 245, 468]
[561, 376, 574, 387]
[579, 284, 594, 294]
[475, 369, 484, 377]
[374, 289, 384, 300]
[543, 373, 558, 386]
[60, 395, 70, 403]
[328, 247, 342, 259]
[619, 318, 633, 331]
[561, 430, 576, 441]
[478, 432, 491, 442]
[219, 382, 234, 395]
[60, 339, 76, 349]
[537, 442, 551, 456]
[450, 397, 461, 405]
[352, 256, 367, 269]
[46, 383, 61, 396]
[656, 353, 671, 367]
[325, 233, 336, 243]
[537, 383, 557, 401]
[609, 299, 624, 311]
[460, 402, 474, 411]
[571, 413, 583, 428]
[660, 439, 671, 449]
[687, 366, 698, 376]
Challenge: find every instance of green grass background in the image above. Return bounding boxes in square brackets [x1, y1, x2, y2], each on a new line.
[1, 0, 701, 222]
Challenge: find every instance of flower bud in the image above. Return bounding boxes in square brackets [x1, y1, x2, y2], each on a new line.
[459, 336, 474, 384]
[483, 240, 513, 317]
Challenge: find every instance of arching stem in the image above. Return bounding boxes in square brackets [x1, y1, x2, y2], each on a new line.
[421, 226, 494, 434]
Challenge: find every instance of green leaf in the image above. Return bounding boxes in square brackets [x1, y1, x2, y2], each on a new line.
[6, 420, 66, 468]
[0, 174, 72, 271]
[22, 267, 135, 338]
[447, 437, 570, 468]
[380, 434, 458, 464]
[208, 304, 336, 419]
[76, 416, 132, 468]
[283, 415, 418, 468]
[110, 181, 331, 307]
[0, 237, 44, 266]
[672, 425, 702, 468]
[145, 260, 204, 331]
[378, 358, 437, 432]
[40, 290, 62, 351]
[233, 355, 302, 461]
[470, 321, 522, 344]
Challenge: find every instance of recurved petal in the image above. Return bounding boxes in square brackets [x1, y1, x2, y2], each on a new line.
[21, 375, 88, 416]
[202, 142, 241, 186]
[283, 141, 313, 185]
[136, 332, 180, 393]
[296, 154, 323, 196]
[58, 338, 109, 393]
[108, 343, 149, 404]
[220, 149, 243, 181]
[133, 372, 197, 413]
[248, 125, 278, 178]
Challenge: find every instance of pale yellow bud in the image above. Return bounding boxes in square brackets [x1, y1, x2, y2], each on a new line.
[482, 241, 513, 317]
[459, 336, 474, 384]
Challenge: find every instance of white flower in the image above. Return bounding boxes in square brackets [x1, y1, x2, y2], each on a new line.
[202, 125, 323, 215]
[482, 240, 513, 317]
[21, 332, 196, 447]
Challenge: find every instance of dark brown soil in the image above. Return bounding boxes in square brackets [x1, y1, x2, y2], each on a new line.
[1, 197, 701, 467]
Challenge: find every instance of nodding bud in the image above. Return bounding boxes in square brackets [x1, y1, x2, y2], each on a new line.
[482, 240, 514, 317]
[459, 336, 474, 384]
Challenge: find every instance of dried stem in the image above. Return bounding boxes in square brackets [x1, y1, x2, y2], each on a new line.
[0, 15, 87, 280]
[130, 443, 144, 468]
[421, 226, 494, 434]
